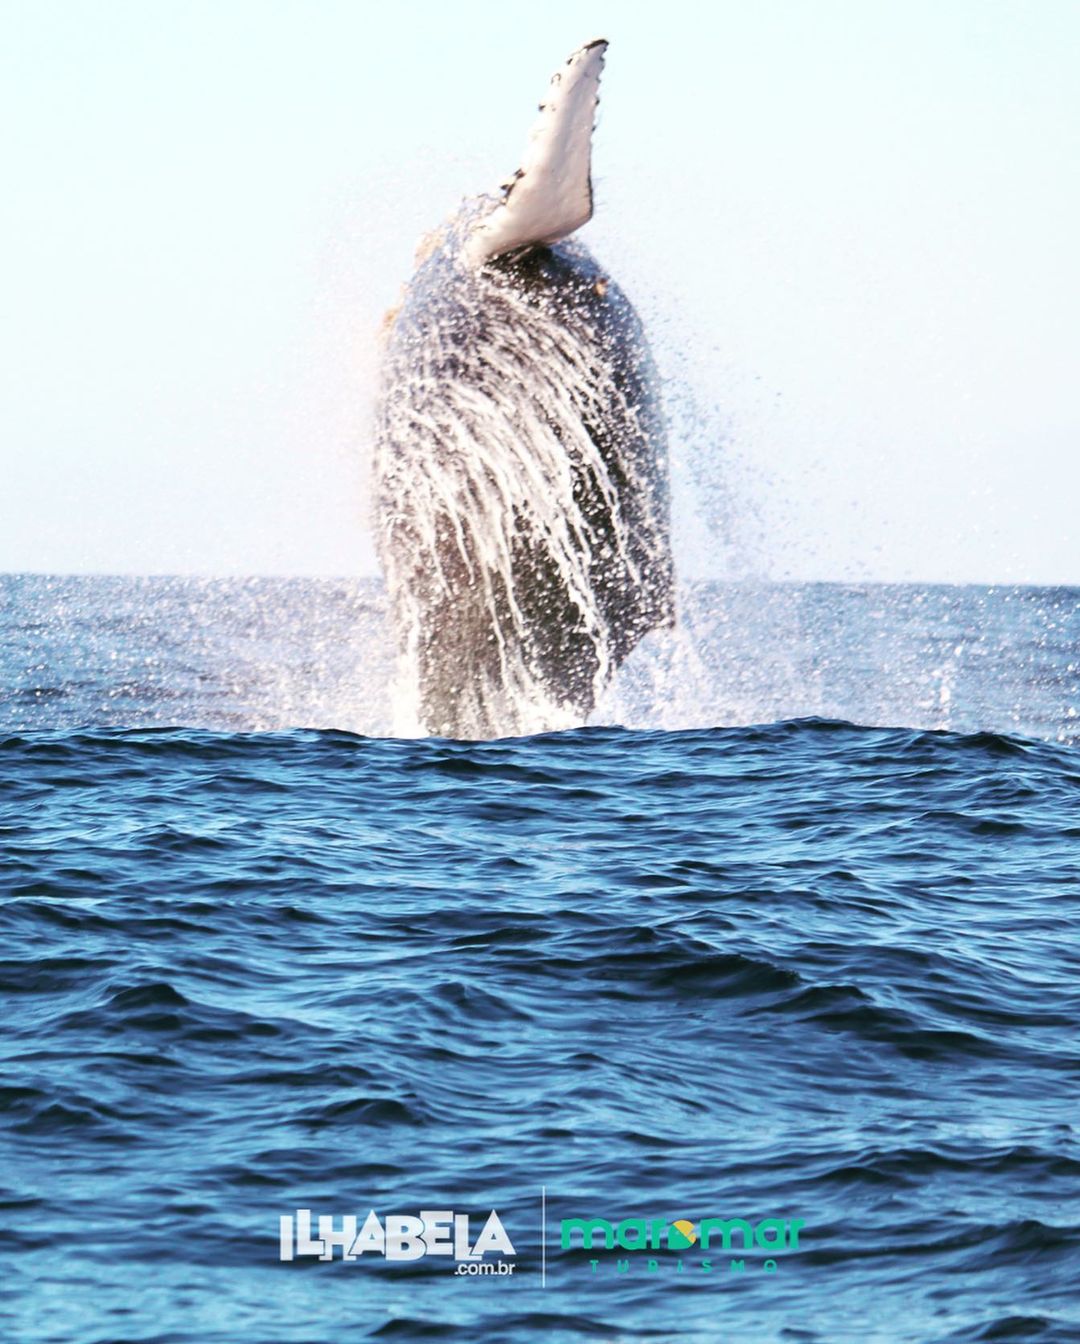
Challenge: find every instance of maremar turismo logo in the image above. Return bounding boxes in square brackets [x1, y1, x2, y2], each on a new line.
[279, 1208, 516, 1274]
[560, 1211, 805, 1276]
[278, 1196, 805, 1282]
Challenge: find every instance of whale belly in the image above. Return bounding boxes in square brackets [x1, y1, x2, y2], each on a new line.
[374, 240, 673, 739]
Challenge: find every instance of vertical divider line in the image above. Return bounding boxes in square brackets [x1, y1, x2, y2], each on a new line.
[541, 1185, 547, 1287]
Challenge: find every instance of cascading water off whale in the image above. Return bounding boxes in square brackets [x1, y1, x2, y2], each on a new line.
[373, 40, 674, 739]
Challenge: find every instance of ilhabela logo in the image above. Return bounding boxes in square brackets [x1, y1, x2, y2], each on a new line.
[279, 1208, 516, 1274]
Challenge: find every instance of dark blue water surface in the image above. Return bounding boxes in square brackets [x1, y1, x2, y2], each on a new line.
[2, 578, 1080, 1343]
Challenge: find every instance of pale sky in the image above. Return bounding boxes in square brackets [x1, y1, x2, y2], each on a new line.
[2, 0, 1077, 582]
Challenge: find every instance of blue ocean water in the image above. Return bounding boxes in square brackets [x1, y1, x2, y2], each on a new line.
[2, 576, 1080, 1343]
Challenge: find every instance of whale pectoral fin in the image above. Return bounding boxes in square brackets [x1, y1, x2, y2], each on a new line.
[463, 39, 607, 267]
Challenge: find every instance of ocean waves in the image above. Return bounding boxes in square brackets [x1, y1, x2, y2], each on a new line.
[2, 720, 1079, 1340]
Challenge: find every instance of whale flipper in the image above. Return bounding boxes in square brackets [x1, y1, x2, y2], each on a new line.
[463, 39, 607, 267]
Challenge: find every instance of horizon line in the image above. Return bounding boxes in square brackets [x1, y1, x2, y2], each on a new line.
[2, 570, 1079, 591]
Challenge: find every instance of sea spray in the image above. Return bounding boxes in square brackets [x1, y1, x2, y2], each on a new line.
[373, 224, 673, 738]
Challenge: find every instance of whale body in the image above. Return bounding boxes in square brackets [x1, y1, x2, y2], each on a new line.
[373, 40, 674, 738]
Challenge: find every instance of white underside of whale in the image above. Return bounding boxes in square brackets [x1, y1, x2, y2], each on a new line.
[462, 39, 607, 267]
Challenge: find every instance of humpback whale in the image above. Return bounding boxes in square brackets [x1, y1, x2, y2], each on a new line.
[373, 40, 674, 738]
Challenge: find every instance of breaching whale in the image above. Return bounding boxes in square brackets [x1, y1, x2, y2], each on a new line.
[373, 39, 674, 739]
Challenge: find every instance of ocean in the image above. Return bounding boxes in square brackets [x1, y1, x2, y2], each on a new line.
[2, 575, 1079, 1343]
